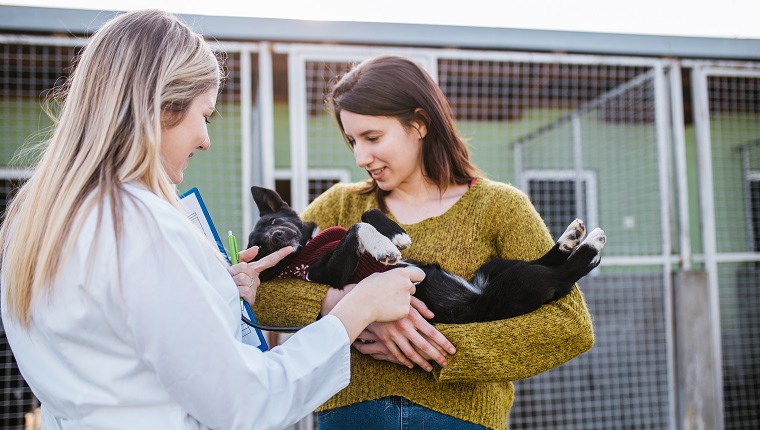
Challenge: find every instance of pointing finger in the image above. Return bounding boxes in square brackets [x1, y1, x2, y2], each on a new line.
[237, 246, 260, 263]
[251, 246, 295, 272]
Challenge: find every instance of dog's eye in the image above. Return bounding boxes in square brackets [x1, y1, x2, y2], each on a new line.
[271, 219, 277, 225]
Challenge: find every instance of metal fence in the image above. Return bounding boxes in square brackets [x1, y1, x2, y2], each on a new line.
[688, 62, 760, 429]
[0, 38, 80, 430]
[1, 34, 759, 430]
[283, 44, 676, 429]
[0, 35, 257, 429]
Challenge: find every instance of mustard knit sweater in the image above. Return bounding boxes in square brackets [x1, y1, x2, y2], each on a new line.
[253, 177, 594, 430]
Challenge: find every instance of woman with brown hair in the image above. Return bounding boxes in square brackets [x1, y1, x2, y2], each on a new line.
[253, 54, 595, 430]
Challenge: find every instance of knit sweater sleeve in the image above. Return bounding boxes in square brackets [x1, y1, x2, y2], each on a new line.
[432, 186, 595, 383]
[250, 186, 347, 326]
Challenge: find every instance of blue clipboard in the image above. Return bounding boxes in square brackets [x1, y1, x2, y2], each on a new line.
[179, 187, 269, 351]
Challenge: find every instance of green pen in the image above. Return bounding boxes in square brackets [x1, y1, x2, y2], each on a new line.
[228, 230, 239, 265]
[228, 230, 249, 309]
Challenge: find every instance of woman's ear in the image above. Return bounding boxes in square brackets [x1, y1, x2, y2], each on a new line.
[160, 109, 171, 129]
[412, 108, 428, 140]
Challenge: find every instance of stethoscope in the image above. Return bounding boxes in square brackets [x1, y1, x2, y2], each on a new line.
[241, 314, 304, 333]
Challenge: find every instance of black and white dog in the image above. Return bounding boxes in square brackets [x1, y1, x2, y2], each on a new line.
[247, 186, 606, 324]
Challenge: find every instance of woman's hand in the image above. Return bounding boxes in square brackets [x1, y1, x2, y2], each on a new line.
[353, 297, 456, 371]
[329, 268, 424, 343]
[227, 246, 295, 304]
[321, 284, 356, 317]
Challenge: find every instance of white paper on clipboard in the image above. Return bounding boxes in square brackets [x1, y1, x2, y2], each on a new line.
[179, 187, 269, 351]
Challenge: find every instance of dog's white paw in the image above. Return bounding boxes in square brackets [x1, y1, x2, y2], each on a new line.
[581, 228, 606, 252]
[357, 223, 402, 265]
[391, 232, 412, 250]
[558, 219, 586, 253]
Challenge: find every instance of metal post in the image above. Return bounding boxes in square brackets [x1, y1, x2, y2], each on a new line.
[288, 53, 309, 213]
[669, 62, 692, 270]
[571, 113, 584, 219]
[690, 66, 725, 430]
[654, 62, 678, 430]
[258, 42, 275, 191]
[240, 46, 253, 235]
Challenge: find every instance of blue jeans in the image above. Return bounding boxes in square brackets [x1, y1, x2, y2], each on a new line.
[317, 396, 489, 430]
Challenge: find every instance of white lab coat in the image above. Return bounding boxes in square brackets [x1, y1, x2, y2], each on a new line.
[1, 183, 351, 430]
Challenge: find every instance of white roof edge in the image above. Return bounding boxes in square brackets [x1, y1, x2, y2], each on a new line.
[1, 5, 759, 60]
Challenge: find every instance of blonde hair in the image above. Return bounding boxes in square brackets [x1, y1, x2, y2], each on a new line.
[0, 9, 223, 325]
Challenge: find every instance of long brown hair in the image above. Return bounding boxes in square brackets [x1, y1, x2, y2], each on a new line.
[325, 55, 479, 208]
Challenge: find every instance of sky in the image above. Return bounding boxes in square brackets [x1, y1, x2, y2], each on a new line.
[3, 0, 760, 40]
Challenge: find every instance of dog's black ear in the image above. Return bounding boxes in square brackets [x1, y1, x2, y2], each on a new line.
[251, 186, 290, 216]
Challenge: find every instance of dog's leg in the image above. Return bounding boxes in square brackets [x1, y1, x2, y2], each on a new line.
[559, 219, 586, 252]
[527, 227, 605, 302]
[565, 228, 606, 277]
[361, 209, 411, 250]
[530, 219, 586, 266]
[308, 223, 402, 289]
[535, 227, 605, 299]
[308, 226, 364, 289]
[464, 225, 604, 322]
[534, 227, 605, 305]
[355, 222, 403, 264]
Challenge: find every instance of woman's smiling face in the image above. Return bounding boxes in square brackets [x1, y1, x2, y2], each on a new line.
[340, 110, 427, 192]
[160, 85, 218, 184]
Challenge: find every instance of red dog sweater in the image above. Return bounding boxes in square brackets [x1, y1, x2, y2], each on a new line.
[277, 226, 391, 283]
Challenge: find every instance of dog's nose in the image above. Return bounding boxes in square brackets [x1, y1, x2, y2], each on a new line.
[272, 230, 287, 246]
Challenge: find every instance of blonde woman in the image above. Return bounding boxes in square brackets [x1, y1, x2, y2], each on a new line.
[0, 10, 421, 430]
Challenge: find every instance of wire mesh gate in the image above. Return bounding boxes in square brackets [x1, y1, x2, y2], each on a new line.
[282, 44, 677, 429]
[0, 37, 84, 429]
[0, 35, 262, 428]
[2, 34, 760, 430]
[687, 61, 760, 430]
